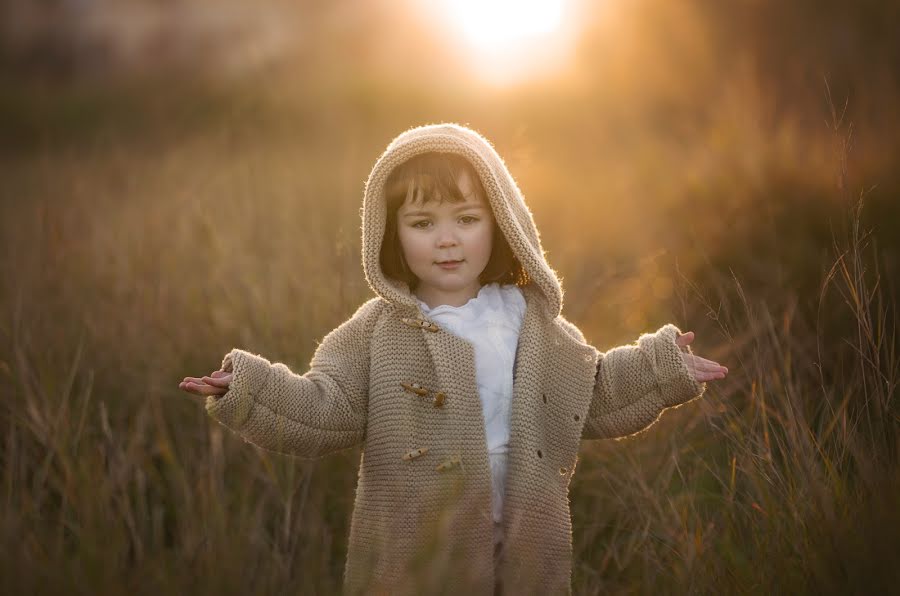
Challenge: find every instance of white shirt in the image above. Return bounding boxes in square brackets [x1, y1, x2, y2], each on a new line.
[416, 282, 526, 544]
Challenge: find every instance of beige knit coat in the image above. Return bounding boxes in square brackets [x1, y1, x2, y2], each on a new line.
[206, 123, 706, 595]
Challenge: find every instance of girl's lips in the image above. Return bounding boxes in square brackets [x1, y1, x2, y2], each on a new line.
[436, 260, 463, 270]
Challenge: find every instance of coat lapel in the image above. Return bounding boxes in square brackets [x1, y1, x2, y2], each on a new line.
[414, 303, 496, 581]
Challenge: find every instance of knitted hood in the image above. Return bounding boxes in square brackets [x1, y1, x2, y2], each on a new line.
[361, 123, 564, 318]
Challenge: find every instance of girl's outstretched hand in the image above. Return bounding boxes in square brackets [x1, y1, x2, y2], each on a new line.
[675, 331, 728, 383]
[179, 369, 232, 398]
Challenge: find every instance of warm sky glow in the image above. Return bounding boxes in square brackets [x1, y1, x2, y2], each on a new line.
[432, 0, 573, 85]
[440, 0, 565, 51]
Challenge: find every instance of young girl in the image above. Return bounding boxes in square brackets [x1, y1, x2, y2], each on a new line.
[180, 123, 728, 596]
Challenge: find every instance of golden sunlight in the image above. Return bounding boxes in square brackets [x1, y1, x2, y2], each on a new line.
[430, 0, 574, 85]
[439, 0, 566, 51]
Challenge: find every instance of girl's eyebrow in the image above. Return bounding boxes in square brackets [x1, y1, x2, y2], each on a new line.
[402, 203, 487, 217]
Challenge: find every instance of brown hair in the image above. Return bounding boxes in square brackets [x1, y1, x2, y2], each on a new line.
[380, 152, 528, 290]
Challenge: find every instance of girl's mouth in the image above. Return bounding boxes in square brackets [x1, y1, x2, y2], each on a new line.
[436, 259, 464, 270]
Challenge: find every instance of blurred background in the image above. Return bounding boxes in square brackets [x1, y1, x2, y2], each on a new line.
[1, 0, 898, 593]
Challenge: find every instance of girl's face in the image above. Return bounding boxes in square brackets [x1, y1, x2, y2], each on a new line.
[396, 168, 494, 308]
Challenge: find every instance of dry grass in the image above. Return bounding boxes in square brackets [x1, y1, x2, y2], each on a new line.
[1, 67, 898, 595]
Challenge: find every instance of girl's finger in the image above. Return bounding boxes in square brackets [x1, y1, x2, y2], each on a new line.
[698, 370, 727, 381]
[688, 368, 722, 382]
[179, 382, 203, 396]
[675, 331, 694, 346]
[697, 356, 724, 368]
[184, 381, 226, 396]
[202, 374, 232, 388]
[695, 359, 727, 373]
[683, 357, 728, 378]
[210, 370, 229, 378]
[181, 380, 209, 394]
[689, 355, 728, 372]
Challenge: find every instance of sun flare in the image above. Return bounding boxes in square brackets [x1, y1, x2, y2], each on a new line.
[440, 0, 566, 51]
[431, 0, 572, 84]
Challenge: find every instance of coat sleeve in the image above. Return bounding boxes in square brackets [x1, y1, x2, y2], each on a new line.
[574, 323, 707, 441]
[204, 298, 384, 458]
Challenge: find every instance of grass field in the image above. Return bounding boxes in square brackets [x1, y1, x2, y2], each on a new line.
[2, 2, 899, 593]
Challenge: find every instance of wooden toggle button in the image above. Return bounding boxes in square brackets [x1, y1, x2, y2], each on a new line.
[435, 455, 462, 472]
[401, 382, 430, 397]
[420, 321, 440, 332]
[401, 317, 421, 329]
[402, 447, 429, 461]
[400, 317, 441, 332]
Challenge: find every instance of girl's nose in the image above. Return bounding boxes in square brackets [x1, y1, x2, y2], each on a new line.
[436, 228, 459, 247]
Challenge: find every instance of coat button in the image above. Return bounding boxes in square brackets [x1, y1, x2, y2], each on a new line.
[559, 467, 568, 475]
[401, 317, 441, 332]
[432, 392, 446, 408]
[401, 382, 430, 397]
[435, 455, 462, 471]
[402, 447, 429, 461]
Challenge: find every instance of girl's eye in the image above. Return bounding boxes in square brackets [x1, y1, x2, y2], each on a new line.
[410, 216, 478, 228]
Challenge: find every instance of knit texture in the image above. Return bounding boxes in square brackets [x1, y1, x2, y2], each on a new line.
[206, 123, 707, 595]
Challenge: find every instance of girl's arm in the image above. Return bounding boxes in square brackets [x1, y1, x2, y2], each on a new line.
[205, 298, 384, 458]
[578, 323, 707, 440]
